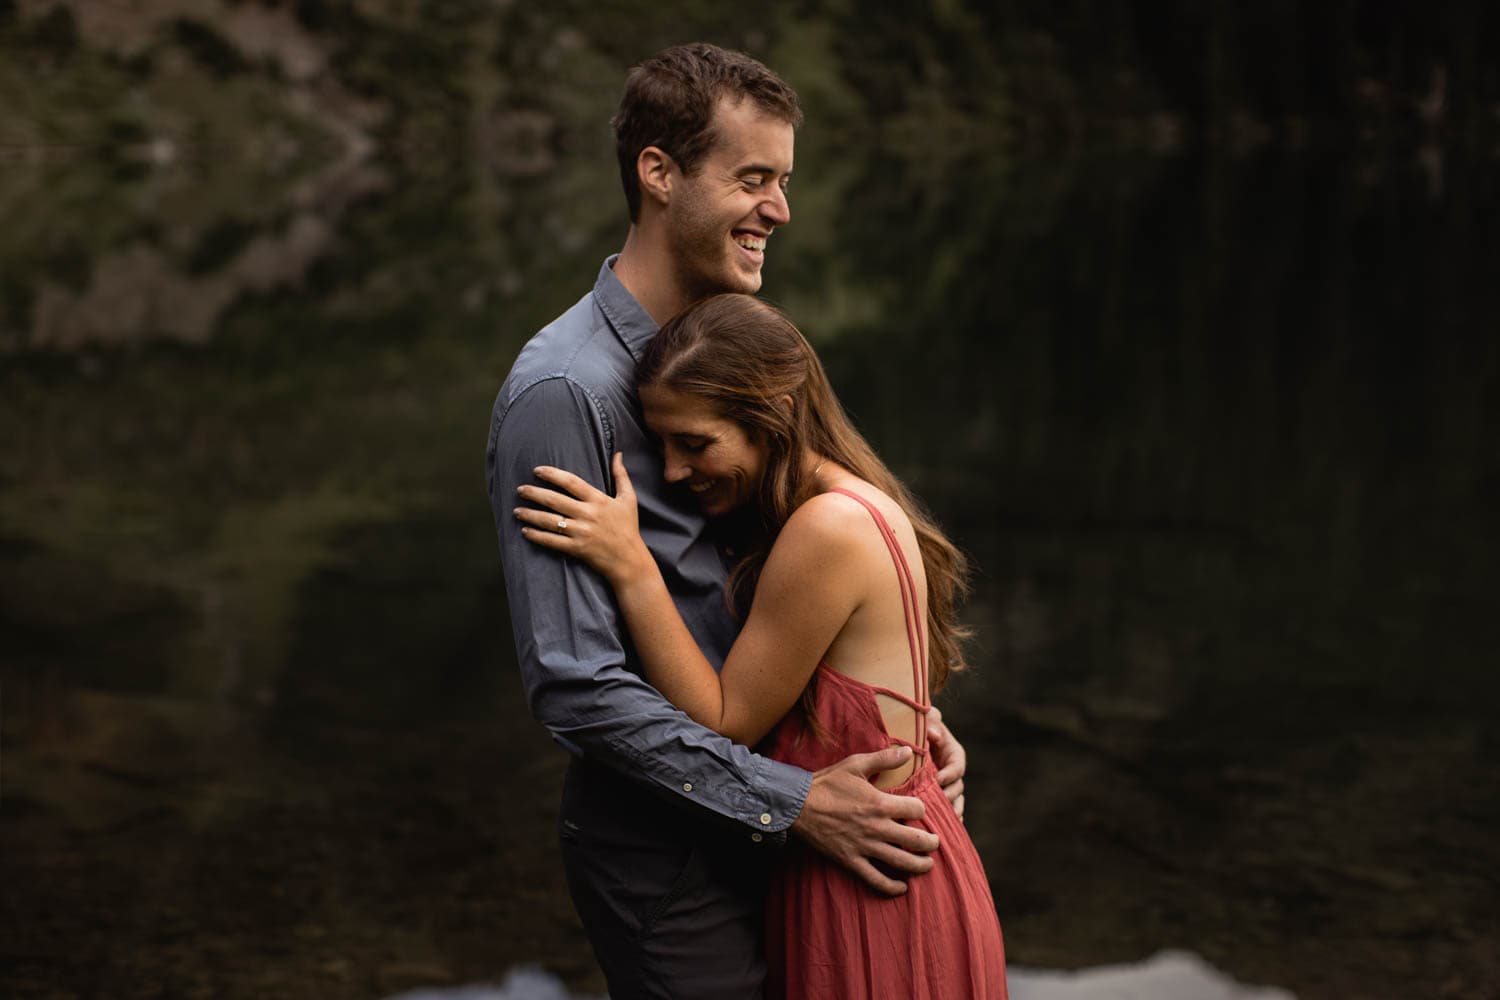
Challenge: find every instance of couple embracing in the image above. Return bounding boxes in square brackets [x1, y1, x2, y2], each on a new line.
[487, 43, 1008, 999]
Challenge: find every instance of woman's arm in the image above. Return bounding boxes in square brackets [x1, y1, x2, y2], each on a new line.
[710, 495, 867, 743]
[516, 454, 726, 728]
[515, 455, 867, 745]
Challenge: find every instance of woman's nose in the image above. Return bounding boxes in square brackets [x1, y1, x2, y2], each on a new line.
[662, 451, 691, 483]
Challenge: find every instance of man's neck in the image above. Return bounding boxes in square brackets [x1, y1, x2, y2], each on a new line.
[612, 225, 690, 327]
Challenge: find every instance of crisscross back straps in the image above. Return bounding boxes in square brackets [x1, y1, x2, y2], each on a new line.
[830, 488, 930, 752]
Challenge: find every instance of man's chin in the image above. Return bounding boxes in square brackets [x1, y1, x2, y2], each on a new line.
[690, 267, 760, 300]
[731, 268, 764, 295]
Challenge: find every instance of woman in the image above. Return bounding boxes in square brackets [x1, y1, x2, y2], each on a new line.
[514, 293, 1007, 998]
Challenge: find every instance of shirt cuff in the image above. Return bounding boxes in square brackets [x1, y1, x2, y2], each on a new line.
[739, 755, 812, 848]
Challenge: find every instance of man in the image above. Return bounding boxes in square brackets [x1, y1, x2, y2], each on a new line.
[486, 43, 967, 998]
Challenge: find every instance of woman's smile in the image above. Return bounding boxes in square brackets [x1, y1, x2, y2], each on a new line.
[639, 384, 769, 516]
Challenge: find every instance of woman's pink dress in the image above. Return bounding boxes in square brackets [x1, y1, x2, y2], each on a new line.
[761, 489, 1008, 999]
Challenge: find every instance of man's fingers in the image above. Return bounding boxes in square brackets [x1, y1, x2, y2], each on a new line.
[836, 770, 925, 822]
[881, 791, 926, 823]
[868, 840, 936, 877]
[843, 776, 925, 823]
[845, 744, 913, 778]
[848, 858, 909, 897]
[931, 722, 967, 789]
[941, 777, 964, 806]
[951, 792, 965, 823]
[876, 818, 938, 856]
[935, 758, 964, 788]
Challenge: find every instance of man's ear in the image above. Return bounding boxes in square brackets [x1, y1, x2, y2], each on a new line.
[638, 146, 675, 208]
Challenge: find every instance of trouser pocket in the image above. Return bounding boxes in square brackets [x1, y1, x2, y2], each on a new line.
[560, 813, 699, 938]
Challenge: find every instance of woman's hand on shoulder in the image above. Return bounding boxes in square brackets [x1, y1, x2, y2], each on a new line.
[514, 452, 652, 587]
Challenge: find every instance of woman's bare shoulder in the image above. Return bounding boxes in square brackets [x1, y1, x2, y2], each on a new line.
[774, 484, 900, 559]
[750, 492, 875, 618]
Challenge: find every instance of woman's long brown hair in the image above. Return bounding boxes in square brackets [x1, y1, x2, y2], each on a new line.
[637, 293, 972, 696]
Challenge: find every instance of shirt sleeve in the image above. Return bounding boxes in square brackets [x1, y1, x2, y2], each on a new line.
[487, 375, 811, 839]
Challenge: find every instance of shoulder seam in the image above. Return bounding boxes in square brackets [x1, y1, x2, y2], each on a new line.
[495, 373, 617, 456]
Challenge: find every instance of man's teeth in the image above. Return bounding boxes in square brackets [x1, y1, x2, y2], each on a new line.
[688, 481, 714, 493]
[735, 235, 766, 252]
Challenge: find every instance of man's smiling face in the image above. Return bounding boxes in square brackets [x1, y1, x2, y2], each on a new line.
[665, 96, 794, 299]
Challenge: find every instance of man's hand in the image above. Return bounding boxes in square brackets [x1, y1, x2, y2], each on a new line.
[928, 705, 967, 822]
[790, 745, 938, 896]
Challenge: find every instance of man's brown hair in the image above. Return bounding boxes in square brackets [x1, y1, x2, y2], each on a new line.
[611, 43, 802, 223]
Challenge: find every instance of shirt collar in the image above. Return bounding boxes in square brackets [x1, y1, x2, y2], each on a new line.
[593, 254, 659, 362]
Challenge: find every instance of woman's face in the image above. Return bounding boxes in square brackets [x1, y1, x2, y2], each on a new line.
[640, 384, 769, 517]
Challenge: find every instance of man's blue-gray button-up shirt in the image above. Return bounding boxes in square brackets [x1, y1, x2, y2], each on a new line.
[486, 257, 812, 840]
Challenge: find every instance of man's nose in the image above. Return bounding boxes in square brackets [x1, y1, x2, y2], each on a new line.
[761, 184, 790, 227]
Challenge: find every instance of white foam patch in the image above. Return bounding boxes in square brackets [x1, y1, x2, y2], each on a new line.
[1009, 949, 1296, 1000]
[388, 950, 1294, 1000]
[383, 965, 605, 1000]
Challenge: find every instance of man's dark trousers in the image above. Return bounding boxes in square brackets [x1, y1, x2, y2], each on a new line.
[558, 757, 771, 999]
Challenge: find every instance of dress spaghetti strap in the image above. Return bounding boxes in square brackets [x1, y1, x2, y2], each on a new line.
[828, 488, 930, 752]
[762, 490, 1009, 999]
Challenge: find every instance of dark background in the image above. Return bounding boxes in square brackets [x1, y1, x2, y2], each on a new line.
[2, 2, 1497, 998]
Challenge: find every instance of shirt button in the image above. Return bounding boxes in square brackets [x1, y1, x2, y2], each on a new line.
[682, 782, 693, 793]
[759, 813, 772, 825]
[751, 833, 763, 843]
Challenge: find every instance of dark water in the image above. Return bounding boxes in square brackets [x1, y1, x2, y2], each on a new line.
[2, 130, 1497, 999]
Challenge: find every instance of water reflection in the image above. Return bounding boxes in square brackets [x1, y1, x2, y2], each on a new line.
[3, 102, 1497, 1000]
